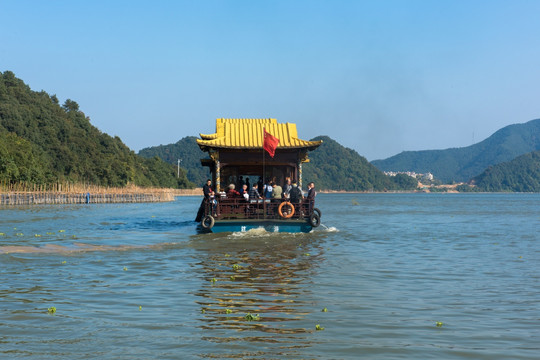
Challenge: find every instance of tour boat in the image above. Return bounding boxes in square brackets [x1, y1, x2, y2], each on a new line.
[195, 118, 322, 233]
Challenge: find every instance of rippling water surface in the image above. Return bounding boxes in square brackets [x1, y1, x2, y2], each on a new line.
[1, 194, 539, 359]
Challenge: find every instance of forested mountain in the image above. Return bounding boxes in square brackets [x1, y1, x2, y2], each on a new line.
[0, 71, 192, 188]
[303, 136, 417, 191]
[371, 119, 540, 183]
[470, 150, 540, 192]
[139, 136, 210, 187]
[140, 134, 418, 191]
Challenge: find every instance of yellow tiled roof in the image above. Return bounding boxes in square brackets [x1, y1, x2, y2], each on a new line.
[197, 118, 322, 151]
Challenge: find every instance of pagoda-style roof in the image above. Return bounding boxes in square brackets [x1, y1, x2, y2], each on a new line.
[197, 118, 322, 152]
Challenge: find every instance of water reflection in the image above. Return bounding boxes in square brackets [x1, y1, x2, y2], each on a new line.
[189, 229, 327, 358]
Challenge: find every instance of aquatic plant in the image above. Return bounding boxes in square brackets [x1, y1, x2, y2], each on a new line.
[211, 278, 217, 284]
[244, 313, 260, 321]
[123, 266, 128, 271]
[232, 264, 241, 271]
[71, 235, 77, 239]
[16, 233, 23, 236]
[201, 308, 206, 314]
[62, 261, 67, 264]
[59, 230, 65, 233]
[46, 232, 55, 235]
[230, 275, 236, 281]
[225, 309, 232, 314]
[315, 324, 324, 331]
[321, 307, 328, 312]
[436, 321, 443, 327]
[34, 234, 41, 237]
[351, 199, 360, 206]
[47, 306, 56, 315]
[224, 253, 231, 257]
[0, 232, 5, 236]
[139, 306, 142, 311]
[304, 253, 310, 256]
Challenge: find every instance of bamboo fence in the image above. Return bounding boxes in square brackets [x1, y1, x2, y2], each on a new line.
[0, 182, 189, 205]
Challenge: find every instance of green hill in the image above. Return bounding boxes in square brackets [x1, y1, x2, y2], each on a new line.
[0, 71, 192, 188]
[371, 119, 540, 183]
[470, 150, 540, 192]
[303, 136, 417, 191]
[139, 136, 210, 187]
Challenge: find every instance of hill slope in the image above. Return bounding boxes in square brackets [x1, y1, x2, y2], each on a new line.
[371, 119, 540, 183]
[471, 150, 540, 192]
[303, 136, 417, 191]
[0, 71, 192, 188]
[139, 136, 210, 187]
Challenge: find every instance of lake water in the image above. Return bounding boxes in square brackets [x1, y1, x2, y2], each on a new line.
[1, 193, 539, 359]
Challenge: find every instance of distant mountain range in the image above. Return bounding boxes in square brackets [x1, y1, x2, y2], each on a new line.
[371, 119, 540, 183]
[139, 135, 418, 191]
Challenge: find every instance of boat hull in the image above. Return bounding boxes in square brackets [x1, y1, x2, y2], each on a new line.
[198, 219, 312, 233]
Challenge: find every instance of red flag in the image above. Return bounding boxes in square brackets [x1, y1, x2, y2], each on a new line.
[263, 128, 279, 158]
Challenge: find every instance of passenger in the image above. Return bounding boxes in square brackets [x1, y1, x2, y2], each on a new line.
[236, 176, 245, 191]
[271, 182, 283, 200]
[245, 177, 250, 190]
[289, 182, 303, 204]
[283, 177, 292, 199]
[241, 184, 249, 201]
[249, 183, 261, 200]
[226, 184, 241, 198]
[306, 182, 316, 201]
[264, 179, 273, 199]
[203, 179, 214, 201]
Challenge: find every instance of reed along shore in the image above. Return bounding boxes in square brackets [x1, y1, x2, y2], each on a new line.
[0, 184, 201, 206]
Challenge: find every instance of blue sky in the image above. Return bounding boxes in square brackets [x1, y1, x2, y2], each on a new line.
[2, 0, 540, 160]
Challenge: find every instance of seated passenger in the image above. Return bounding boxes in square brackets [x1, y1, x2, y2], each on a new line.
[226, 184, 241, 198]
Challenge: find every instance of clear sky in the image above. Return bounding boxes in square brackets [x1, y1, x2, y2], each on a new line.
[2, 0, 540, 160]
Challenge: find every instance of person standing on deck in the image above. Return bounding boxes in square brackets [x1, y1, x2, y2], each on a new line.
[306, 182, 316, 201]
[203, 179, 214, 200]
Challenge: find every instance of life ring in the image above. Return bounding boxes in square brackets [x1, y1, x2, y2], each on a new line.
[201, 215, 215, 230]
[278, 202, 295, 219]
[309, 213, 320, 227]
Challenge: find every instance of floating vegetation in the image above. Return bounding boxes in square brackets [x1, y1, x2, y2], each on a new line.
[0, 232, 5, 236]
[139, 306, 142, 311]
[62, 261, 67, 264]
[224, 253, 231, 257]
[46, 232, 55, 235]
[232, 264, 241, 271]
[321, 307, 328, 312]
[436, 321, 443, 327]
[351, 199, 360, 206]
[47, 306, 56, 315]
[304, 253, 310, 256]
[201, 308, 206, 314]
[225, 309, 233, 314]
[230, 275, 236, 281]
[315, 324, 324, 331]
[34, 234, 41, 237]
[59, 230, 66, 233]
[71, 235, 77, 239]
[211, 278, 217, 284]
[244, 313, 260, 321]
[123, 266, 128, 271]
[16, 233, 24, 236]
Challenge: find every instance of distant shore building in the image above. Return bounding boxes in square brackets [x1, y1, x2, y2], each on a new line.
[384, 171, 434, 181]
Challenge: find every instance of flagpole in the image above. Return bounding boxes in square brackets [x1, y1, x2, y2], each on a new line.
[263, 127, 266, 219]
